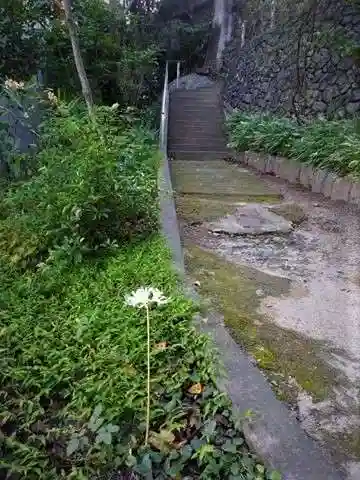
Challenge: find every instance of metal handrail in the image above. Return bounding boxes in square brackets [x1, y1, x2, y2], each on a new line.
[159, 60, 181, 153]
[159, 62, 169, 153]
[158, 60, 184, 274]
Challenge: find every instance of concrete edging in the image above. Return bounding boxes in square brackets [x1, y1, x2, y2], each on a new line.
[159, 154, 346, 480]
[223, 102, 360, 207]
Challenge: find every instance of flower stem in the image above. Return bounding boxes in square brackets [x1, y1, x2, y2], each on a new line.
[145, 304, 150, 445]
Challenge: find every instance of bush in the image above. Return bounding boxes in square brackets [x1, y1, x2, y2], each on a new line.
[0, 102, 160, 267]
[227, 111, 360, 177]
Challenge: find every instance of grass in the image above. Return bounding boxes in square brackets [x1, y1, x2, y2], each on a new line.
[227, 111, 360, 177]
[0, 236, 274, 479]
[0, 100, 274, 479]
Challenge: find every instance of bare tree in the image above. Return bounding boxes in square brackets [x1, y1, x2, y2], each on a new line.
[62, 0, 94, 114]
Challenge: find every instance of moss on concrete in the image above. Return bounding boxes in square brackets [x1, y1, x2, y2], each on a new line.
[170, 160, 282, 200]
[184, 243, 342, 403]
[176, 194, 280, 223]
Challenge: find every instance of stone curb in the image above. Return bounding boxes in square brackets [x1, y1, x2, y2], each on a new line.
[160, 153, 346, 480]
[224, 102, 360, 207]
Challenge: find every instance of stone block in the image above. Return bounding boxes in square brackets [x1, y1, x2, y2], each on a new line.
[278, 158, 301, 184]
[330, 177, 352, 202]
[321, 173, 337, 198]
[311, 168, 328, 194]
[265, 155, 276, 174]
[349, 181, 360, 206]
[244, 151, 253, 165]
[299, 165, 314, 189]
[245, 151, 267, 172]
[253, 154, 267, 173]
[233, 152, 246, 164]
[273, 156, 286, 177]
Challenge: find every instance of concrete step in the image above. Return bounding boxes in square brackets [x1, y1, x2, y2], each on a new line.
[168, 134, 226, 141]
[168, 150, 230, 161]
[170, 99, 220, 106]
[169, 124, 224, 131]
[169, 118, 224, 124]
[168, 138, 226, 150]
[169, 115, 224, 122]
[170, 105, 221, 112]
[170, 89, 218, 98]
[168, 145, 228, 152]
[168, 126, 225, 133]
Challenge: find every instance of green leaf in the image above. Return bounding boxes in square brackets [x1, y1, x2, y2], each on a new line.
[221, 439, 237, 453]
[96, 430, 112, 445]
[135, 453, 153, 476]
[190, 437, 206, 451]
[107, 423, 120, 433]
[230, 462, 240, 475]
[66, 437, 80, 456]
[269, 472, 282, 480]
[232, 437, 244, 446]
[180, 444, 193, 461]
[202, 419, 217, 438]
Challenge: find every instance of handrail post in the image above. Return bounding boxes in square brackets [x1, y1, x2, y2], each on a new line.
[176, 61, 180, 88]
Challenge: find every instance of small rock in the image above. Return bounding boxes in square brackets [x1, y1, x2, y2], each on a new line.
[273, 236, 283, 243]
[256, 288, 264, 297]
[194, 280, 201, 287]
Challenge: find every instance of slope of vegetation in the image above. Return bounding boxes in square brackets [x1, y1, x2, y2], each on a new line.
[0, 99, 273, 480]
[0, 1, 274, 479]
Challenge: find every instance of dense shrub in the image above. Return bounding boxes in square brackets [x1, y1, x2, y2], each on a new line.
[227, 111, 360, 177]
[0, 102, 160, 267]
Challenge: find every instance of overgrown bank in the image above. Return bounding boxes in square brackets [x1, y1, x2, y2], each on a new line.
[0, 101, 275, 479]
[227, 111, 360, 177]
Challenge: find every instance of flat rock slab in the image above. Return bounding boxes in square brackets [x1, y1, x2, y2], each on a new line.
[206, 204, 293, 235]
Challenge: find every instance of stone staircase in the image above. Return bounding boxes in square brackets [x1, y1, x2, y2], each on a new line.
[168, 85, 230, 161]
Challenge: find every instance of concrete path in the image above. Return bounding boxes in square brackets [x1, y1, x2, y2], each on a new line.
[170, 157, 360, 479]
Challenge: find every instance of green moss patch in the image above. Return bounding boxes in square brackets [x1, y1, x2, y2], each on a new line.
[184, 243, 342, 403]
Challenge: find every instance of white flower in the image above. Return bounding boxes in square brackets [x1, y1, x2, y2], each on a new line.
[125, 287, 168, 309]
[111, 102, 119, 110]
[46, 89, 58, 105]
[4, 78, 25, 90]
[24, 112, 29, 119]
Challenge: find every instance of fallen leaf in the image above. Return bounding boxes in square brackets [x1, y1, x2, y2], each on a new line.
[188, 383, 203, 395]
[148, 429, 175, 453]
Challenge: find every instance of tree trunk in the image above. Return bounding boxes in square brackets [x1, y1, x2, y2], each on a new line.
[62, 0, 94, 114]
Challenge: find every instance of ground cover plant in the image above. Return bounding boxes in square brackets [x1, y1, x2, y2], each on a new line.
[0, 100, 275, 479]
[227, 111, 360, 177]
